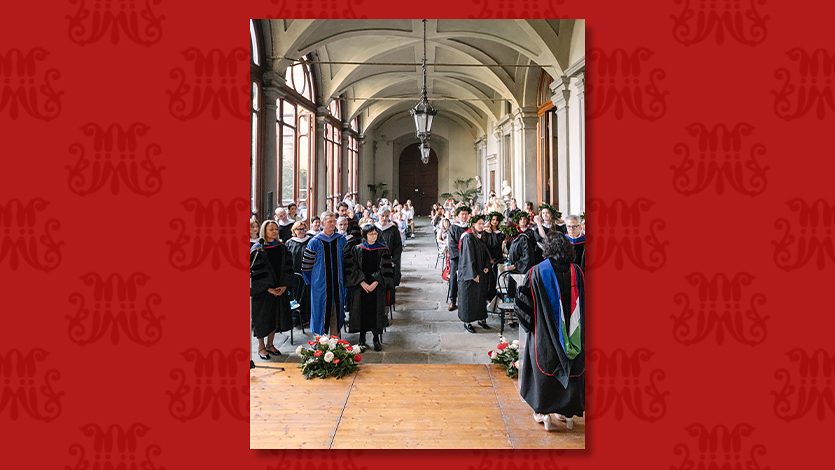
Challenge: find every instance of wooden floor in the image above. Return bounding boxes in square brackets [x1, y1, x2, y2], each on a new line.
[251, 363, 585, 449]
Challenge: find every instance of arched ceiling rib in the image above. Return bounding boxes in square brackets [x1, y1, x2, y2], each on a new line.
[266, 19, 580, 134]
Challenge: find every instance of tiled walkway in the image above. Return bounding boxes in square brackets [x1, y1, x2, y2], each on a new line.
[252, 217, 519, 364]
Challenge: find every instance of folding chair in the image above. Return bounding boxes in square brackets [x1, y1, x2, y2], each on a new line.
[492, 270, 515, 336]
[435, 243, 447, 269]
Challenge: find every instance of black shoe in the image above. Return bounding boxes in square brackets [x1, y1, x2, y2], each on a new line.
[448, 303, 457, 311]
[373, 340, 382, 351]
[464, 323, 476, 334]
[266, 344, 281, 356]
[258, 347, 270, 360]
[507, 320, 518, 329]
[478, 321, 491, 330]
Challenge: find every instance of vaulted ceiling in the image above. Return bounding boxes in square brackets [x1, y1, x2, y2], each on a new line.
[259, 19, 581, 138]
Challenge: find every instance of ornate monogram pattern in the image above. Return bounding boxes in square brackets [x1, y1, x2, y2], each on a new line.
[671, 0, 769, 46]
[772, 198, 835, 271]
[585, 198, 668, 272]
[586, 48, 668, 121]
[66, 123, 164, 197]
[167, 198, 249, 271]
[67, 273, 164, 346]
[167, 48, 249, 121]
[672, 273, 768, 346]
[469, 0, 567, 18]
[773, 49, 835, 120]
[67, 0, 164, 46]
[586, 348, 668, 422]
[167, 348, 248, 421]
[672, 424, 767, 470]
[67, 424, 163, 470]
[266, 0, 366, 18]
[0, 48, 62, 121]
[0, 198, 63, 272]
[773, 349, 835, 421]
[0, 349, 63, 422]
[671, 123, 768, 196]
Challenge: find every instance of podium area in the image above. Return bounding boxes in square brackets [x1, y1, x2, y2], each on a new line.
[250, 363, 585, 449]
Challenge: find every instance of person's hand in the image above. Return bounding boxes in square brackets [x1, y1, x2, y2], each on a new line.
[276, 286, 286, 296]
[360, 281, 370, 292]
[368, 281, 378, 292]
[507, 265, 516, 271]
[533, 215, 542, 225]
[483, 267, 489, 274]
[474, 275, 479, 283]
[267, 288, 279, 296]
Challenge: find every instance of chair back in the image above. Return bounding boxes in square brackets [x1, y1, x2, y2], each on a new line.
[497, 270, 512, 301]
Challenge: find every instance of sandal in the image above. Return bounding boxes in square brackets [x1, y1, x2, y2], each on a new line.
[258, 347, 270, 360]
[266, 344, 281, 356]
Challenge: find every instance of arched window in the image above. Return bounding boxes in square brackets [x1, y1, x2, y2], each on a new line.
[285, 60, 314, 102]
[250, 19, 264, 217]
[536, 70, 556, 205]
[278, 57, 316, 221]
[250, 20, 260, 66]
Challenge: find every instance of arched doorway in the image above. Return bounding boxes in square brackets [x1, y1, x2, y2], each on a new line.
[399, 143, 438, 216]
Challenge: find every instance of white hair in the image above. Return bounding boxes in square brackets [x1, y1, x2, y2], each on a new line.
[378, 206, 392, 216]
[564, 214, 581, 224]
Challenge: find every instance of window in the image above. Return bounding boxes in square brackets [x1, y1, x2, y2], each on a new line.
[250, 20, 263, 217]
[537, 70, 556, 205]
[285, 61, 313, 102]
[325, 121, 341, 210]
[250, 20, 260, 66]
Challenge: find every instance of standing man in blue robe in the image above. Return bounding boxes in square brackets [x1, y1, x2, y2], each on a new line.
[301, 211, 347, 337]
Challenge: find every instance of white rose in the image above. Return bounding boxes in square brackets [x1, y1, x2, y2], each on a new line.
[351, 345, 360, 354]
[324, 351, 335, 363]
[318, 336, 329, 345]
[490, 351, 498, 359]
[509, 343, 518, 350]
[328, 338, 338, 350]
[295, 345, 303, 355]
[512, 339, 519, 345]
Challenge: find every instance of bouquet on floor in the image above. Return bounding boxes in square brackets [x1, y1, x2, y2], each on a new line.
[296, 335, 362, 379]
[488, 335, 520, 378]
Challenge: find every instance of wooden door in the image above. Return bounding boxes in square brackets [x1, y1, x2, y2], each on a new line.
[399, 143, 438, 216]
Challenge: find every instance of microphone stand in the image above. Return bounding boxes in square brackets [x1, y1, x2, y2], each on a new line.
[250, 238, 284, 372]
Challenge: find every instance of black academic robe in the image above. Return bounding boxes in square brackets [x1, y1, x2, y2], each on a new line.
[277, 219, 294, 243]
[506, 233, 536, 298]
[249, 241, 295, 337]
[484, 230, 505, 300]
[343, 243, 394, 334]
[514, 259, 585, 417]
[285, 236, 311, 324]
[446, 223, 468, 304]
[524, 228, 543, 265]
[376, 222, 403, 304]
[457, 230, 491, 323]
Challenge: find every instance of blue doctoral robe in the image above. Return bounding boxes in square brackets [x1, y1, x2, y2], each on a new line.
[301, 231, 348, 335]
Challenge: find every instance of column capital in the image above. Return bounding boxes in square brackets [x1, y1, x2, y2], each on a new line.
[551, 76, 571, 111]
[263, 71, 286, 89]
[574, 73, 586, 98]
[262, 85, 285, 106]
[315, 106, 329, 124]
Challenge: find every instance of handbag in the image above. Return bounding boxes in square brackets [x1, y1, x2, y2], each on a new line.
[441, 252, 450, 281]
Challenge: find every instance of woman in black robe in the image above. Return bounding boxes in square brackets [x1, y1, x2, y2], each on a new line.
[285, 221, 311, 327]
[249, 220, 295, 359]
[484, 212, 505, 304]
[505, 215, 534, 328]
[344, 223, 395, 351]
[457, 214, 492, 333]
[514, 232, 585, 431]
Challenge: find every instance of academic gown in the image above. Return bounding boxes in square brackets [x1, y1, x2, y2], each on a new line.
[343, 242, 394, 334]
[523, 228, 543, 265]
[514, 259, 585, 418]
[277, 219, 294, 243]
[446, 223, 468, 305]
[301, 232, 347, 336]
[457, 230, 492, 323]
[285, 235, 311, 323]
[249, 241, 294, 338]
[567, 234, 586, 273]
[376, 222, 403, 303]
[484, 230, 505, 300]
[507, 233, 534, 298]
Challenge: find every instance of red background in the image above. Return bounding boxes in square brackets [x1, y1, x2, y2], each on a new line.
[1, 0, 830, 467]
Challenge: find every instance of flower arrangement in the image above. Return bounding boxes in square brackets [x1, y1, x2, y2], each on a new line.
[488, 335, 520, 378]
[296, 335, 362, 379]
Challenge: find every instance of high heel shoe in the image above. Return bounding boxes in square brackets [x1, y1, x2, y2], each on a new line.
[266, 343, 281, 356]
[542, 413, 557, 431]
[533, 413, 546, 424]
[372, 335, 382, 351]
[258, 347, 270, 360]
[551, 413, 574, 430]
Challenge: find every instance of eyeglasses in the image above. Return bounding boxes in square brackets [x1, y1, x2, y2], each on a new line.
[566, 225, 581, 229]
[295, 228, 307, 231]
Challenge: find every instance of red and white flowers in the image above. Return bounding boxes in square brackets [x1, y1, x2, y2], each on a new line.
[488, 335, 520, 378]
[297, 335, 361, 379]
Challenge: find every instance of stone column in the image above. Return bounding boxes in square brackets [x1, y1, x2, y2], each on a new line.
[515, 107, 538, 205]
[492, 129, 502, 204]
[551, 76, 571, 213]
[357, 133, 365, 201]
[315, 106, 328, 215]
[341, 123, 351, 199]
[262, 78, 285, 220]
[573, 73, 586, 213]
